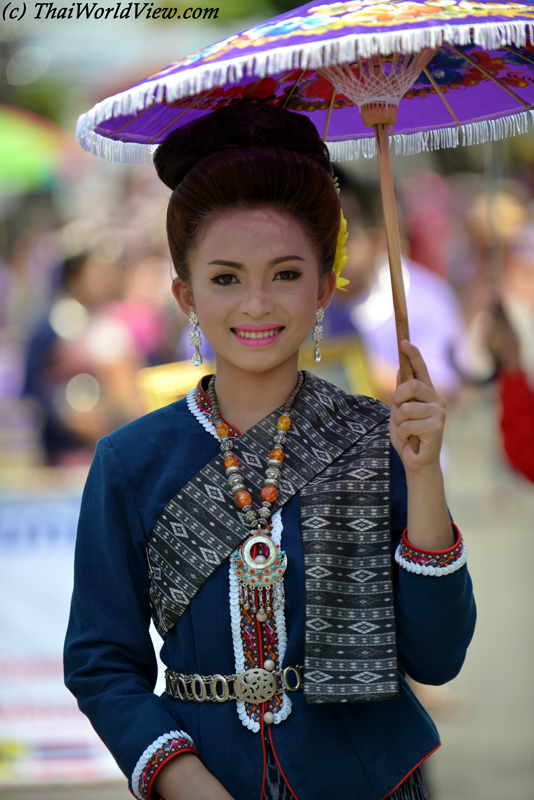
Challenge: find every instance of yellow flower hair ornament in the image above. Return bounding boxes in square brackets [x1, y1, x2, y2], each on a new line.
[333, 209, 350, 290]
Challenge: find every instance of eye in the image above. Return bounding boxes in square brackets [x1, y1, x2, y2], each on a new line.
[212, 273, 239, 285]
[274, 270, 302, 281]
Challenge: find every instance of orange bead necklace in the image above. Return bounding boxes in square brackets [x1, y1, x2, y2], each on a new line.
[207, 372, 304, 623]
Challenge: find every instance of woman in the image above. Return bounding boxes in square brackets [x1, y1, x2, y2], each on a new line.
[64, 104, 476, 800]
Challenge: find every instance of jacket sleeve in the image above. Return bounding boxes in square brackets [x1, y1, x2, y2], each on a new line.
[64, 437, 197, 798]
[390, 446, 477, 685]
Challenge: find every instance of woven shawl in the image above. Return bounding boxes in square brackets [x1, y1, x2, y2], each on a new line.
[147, 372, 398, 702]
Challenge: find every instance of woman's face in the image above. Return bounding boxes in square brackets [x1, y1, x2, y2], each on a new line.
[173, 207, 336, 373]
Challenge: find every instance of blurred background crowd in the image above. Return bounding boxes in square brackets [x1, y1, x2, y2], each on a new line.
[1, 1, 533, 799]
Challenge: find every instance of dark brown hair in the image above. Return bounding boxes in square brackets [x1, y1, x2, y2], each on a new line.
[153, 104, 340, 283]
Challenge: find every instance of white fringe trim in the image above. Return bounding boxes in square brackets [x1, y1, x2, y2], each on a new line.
[76, 124, 158, 164]
[78, 108, 533, 165]
[131, 730, 194, 800]
[326, 110, 533, 161]
[76, 18, 534, 162]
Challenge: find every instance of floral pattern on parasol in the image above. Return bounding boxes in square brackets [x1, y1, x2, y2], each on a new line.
[160, 0, 534, 70]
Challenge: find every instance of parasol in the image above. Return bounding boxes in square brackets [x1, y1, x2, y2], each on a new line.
[76, 0, 534, 421]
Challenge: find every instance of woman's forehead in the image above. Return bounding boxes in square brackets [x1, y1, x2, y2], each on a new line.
[196, 208, 316, 257]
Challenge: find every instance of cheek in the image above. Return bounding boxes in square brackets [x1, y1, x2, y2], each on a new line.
[189, 279, 227, 322]
[287, 275, 321, 320]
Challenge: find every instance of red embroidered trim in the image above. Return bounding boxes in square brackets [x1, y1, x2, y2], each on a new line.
[143, 740, 198, 800]
[401, 522, 461, 554]
[380, 742, 441, 800]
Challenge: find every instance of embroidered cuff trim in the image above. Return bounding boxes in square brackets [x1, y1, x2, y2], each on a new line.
[395, 523, 467, 576]
[131, 731, 197, 800]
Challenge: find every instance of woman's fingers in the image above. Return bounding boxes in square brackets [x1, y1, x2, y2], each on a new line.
[398, 340, 435, 390]
[392, 379, 438, 407]
[394, 413, 445, 442]
[391, 398, 440, 425]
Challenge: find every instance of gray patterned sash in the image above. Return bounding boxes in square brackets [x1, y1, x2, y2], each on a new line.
[147, 372, 398, 702]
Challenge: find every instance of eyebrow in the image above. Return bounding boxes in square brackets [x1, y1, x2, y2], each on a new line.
[208, 255, 306, 269]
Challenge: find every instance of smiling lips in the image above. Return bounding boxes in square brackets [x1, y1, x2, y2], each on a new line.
[232, 325, 285, 347]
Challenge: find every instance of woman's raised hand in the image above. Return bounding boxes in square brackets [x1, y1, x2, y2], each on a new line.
[152, 752, 236, 800]
[389, 340, 447, 476]
[389, 340, 454, 550]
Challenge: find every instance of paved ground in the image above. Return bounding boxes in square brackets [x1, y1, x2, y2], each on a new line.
[1, 385, 533, 800]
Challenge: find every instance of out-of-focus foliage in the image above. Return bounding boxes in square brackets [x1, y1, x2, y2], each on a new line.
[155, 0, 298, 23]
[3, 78, 67, 128]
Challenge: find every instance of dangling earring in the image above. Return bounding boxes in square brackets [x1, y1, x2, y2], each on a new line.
[312, 307, 325, 363]
[189, 311, 203, 366]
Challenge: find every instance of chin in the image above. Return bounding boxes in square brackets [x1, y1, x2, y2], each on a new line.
[219, 345, 300, 373]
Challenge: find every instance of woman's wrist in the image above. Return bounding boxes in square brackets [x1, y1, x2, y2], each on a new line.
[405, 465, 455, 551]
[152, 752, 200, 799]
[152, 752, 235, 800]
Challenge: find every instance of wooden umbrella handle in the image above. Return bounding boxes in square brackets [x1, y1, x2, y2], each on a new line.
[374, 123, 419, 454]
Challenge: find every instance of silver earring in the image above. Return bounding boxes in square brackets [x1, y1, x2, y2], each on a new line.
[189, 311, 203, 366]
[312, 307, 325, 363]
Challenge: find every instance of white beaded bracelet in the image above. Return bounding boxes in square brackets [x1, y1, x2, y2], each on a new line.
[395, 542, 468, 576]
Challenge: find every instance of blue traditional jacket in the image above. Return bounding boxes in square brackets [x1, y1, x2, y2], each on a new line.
[64, 377, 476, 800]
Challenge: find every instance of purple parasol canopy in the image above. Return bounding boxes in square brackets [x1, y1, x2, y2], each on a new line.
[77, 0, 534, 164]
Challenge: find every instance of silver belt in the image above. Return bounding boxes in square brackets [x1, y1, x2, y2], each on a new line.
[165, 666, 303, 704]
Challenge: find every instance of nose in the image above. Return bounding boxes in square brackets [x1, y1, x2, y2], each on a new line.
[239, 277, 276, 319]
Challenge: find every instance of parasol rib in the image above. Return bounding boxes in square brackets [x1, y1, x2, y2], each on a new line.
[281, 67, 308, 109]
[148, 88, 216, 142]
[323, 88, 336, 140]
[422, 68, 461, 125]
[501, 45, 534, 68]
[450, 45, 532, 110]
[109, 103, 153, 138]
[242, 77, 266, 99]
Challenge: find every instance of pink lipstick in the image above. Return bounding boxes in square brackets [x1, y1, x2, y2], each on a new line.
[231, 325, 285, 348]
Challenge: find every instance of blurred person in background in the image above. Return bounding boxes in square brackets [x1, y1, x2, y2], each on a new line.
[500, 222, 534, 381]
[485, 301, 534, 483]
[319, 171, 377, 341]
[336, 171, 466, 403]
[23, 234, 146, 465]
[457, 187, 533, 381]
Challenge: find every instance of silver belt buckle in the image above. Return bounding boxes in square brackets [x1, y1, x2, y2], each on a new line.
[234, 668, 277, 703]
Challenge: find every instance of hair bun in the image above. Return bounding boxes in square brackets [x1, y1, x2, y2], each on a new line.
[154, 103, 333, 190]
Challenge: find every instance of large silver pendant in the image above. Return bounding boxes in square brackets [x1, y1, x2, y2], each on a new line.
[233, 668, 277, 703]
[232, 533, 287, 622]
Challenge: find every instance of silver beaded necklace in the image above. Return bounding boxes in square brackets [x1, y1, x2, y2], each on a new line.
[206, 372, 304, 623]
